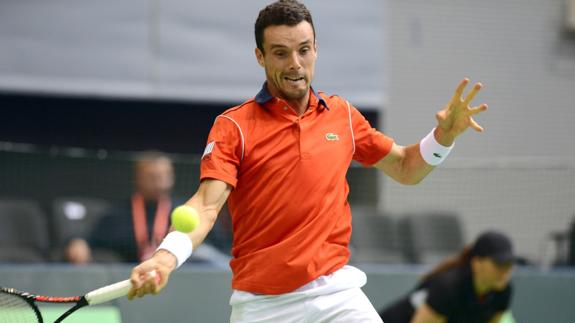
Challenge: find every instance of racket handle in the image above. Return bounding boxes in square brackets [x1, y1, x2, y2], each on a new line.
[85, 271, 158, 305]
[85, 279, 132, 305]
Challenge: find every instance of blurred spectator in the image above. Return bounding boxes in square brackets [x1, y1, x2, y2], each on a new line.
[569, 218, 575, 266]
[380, 230, 517, 323]
[65, 238, 92, 264]
[65, 151, 231, 266]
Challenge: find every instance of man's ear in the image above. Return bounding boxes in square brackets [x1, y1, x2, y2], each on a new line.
[255, 48, 265, 67]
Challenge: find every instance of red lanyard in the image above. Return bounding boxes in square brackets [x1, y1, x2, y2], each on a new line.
[131, 193, 171, 260]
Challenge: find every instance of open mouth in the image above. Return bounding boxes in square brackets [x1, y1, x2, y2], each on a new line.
[284, 76, 305, 83]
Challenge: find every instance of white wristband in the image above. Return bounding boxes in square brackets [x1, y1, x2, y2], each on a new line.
[419, 128, 454, 166]
[156, 231, 193, 268]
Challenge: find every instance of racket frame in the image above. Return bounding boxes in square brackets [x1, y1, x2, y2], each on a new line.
[1, 286, 89, 323]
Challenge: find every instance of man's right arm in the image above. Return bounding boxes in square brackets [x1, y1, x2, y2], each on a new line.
[183, 179, 233, 251]
[128, 178, 232, 299]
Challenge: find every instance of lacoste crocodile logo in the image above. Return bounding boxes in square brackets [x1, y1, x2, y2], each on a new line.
[325, 133, 339, 141]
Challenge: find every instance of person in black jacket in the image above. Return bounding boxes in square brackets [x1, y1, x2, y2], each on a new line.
[380, 230, 516, 323]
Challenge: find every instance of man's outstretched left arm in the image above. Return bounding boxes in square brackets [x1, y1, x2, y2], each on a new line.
[374, 78, 488, 185]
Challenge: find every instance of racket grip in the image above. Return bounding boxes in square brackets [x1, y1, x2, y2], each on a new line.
[85, 279, 132, 305]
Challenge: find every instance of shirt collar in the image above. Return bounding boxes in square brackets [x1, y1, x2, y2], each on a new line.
[255, 82, 329, 110]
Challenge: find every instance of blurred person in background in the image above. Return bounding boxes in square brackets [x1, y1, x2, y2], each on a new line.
[568, 218, 575, 266]
[379, 230, 516, 323]
[65, 151, 231, 266]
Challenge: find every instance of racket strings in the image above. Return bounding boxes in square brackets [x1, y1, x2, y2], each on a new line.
[0, 293, 40, 323]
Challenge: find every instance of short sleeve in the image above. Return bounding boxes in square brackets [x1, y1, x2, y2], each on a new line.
[200, 115, 243, 188]
[349, 104, 394, 166]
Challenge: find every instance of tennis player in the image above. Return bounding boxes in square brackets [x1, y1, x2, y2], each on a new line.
[128, 1, 488, 321]
[379, 231, 516, 323]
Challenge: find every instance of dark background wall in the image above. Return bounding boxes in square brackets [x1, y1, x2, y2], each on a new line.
[1, 92, 231, 154]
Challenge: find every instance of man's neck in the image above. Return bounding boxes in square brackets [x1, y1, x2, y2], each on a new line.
[266, 84, 310, 116]
[286, 96, 309, 116]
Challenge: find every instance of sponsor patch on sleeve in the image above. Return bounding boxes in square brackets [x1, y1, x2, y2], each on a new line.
[202, 141, 215, 159]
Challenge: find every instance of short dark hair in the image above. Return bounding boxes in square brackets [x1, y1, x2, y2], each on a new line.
[255, 0, 315, 54]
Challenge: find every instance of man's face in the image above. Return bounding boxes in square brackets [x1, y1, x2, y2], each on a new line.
[136, 158, 174, 200]
[255, 21, 317, 103]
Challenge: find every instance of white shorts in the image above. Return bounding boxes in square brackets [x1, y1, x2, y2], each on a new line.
[229, 265, 383, 323]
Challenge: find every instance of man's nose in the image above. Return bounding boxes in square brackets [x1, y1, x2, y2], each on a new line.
[287, 52, 302, 70]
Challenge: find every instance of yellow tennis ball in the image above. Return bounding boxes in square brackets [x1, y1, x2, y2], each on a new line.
[171, 205, 200, 233]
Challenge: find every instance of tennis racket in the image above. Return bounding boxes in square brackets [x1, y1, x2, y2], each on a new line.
[0, 272, 156, 323]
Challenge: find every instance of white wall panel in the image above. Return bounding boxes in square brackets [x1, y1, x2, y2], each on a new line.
[0, 0, 385, 106]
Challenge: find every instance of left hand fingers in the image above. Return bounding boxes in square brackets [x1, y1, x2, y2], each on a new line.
[462, 82, 483, 106]
[461, 104, 487, 132]
[469, 103, 488, 116]
[450, 78, 470, 105]
[470, 117, 484, 132]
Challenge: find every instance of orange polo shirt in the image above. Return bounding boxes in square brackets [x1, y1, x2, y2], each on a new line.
[200, 83, 394, 294]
